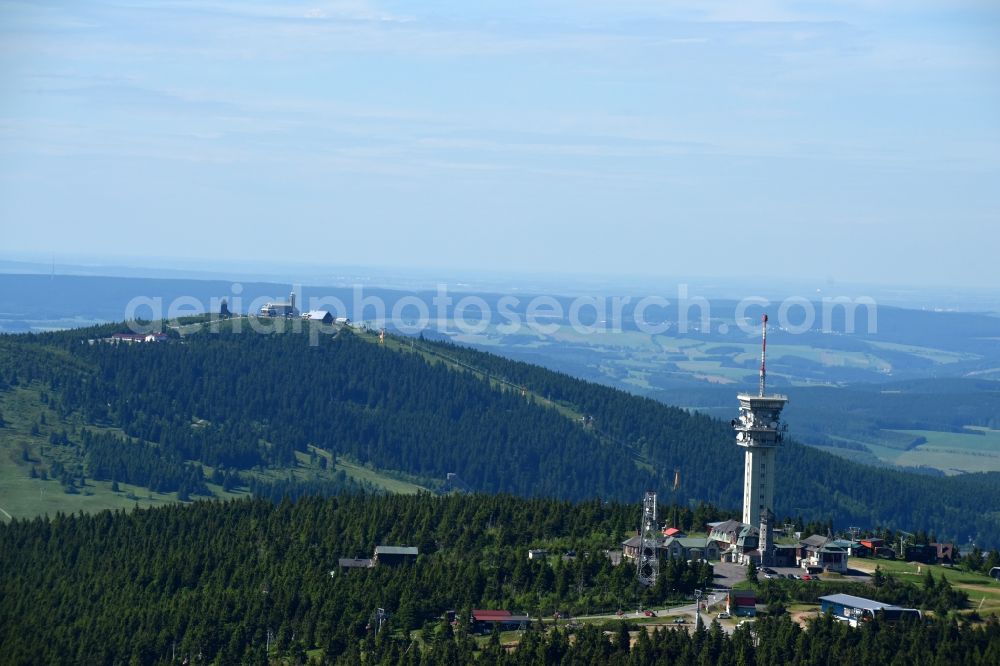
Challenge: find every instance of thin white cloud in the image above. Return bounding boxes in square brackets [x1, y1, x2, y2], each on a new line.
[102, 0, 412, 23]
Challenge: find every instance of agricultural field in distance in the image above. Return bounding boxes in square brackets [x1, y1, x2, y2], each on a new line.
[868, 428, 1000, 475]
[450, 324, 909, 389]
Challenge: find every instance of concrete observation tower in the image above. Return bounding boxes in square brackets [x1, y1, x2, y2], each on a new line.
[732, 314, 788, 564]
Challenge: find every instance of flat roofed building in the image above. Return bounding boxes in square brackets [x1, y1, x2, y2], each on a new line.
[470, 610, 530, 634]
[338, 557, 373, 570]
[373, 545, 418, 566]
[820, 594, 904, 626]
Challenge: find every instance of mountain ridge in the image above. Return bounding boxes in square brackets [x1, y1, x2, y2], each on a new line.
[1, 319, 998, 544]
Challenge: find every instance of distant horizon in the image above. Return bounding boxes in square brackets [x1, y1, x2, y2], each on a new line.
[3, 251, 1000, 314]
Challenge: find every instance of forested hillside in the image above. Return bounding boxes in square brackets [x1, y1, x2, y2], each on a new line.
[1, 322, 999, 543]
[416, 339, 1000, 544]
[0, 493, 993, 665]
[0, 494, 677, 663]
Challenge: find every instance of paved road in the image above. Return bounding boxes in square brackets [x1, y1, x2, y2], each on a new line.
[569, 591, 725, 624]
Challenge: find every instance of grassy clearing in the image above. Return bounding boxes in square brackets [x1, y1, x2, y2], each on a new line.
[1, 472, 176, 520]
[0, 378, 418, 521]
[0, 327, 432, 522]
[850, 558, 1000, 616]
[331, 456, 429, 494]
[0, 381, 250, 521]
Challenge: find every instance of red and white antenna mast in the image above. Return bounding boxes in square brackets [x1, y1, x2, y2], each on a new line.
[759, 313, 768, 397]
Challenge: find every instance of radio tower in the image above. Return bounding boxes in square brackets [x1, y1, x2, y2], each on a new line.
[637, 492, 659, 587]
[732, 314, 788, 563]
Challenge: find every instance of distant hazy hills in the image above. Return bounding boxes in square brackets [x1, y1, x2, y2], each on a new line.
[5, 273, 1000, 385]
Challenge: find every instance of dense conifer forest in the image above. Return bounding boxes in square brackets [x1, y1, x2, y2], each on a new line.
[377, 613, 1000, 665]
[0, 494, 679, 663]
[1, 322, 1000, 543]
[1, 492, 994, 665]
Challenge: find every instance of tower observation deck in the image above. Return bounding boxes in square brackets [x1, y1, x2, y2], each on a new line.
[732, 314, 788, 529]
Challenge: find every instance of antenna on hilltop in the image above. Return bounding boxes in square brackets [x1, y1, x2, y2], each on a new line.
[637, 491, 659, 587]
[759, 313, 768, 397]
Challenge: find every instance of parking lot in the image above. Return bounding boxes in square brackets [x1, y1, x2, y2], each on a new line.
[711, 562, 749, 588]
[712, 561, 873, 588]
[760, 566, 872, 584]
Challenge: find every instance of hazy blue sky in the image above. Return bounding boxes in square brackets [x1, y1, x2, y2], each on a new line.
[1, 1, 998, 288]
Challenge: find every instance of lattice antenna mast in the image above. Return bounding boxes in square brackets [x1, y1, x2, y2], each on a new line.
[759, 313, 768, 397]
[637, 492, 659, 587]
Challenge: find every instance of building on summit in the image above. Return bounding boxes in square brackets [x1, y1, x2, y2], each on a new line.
[303, 309, 334, 323]
[259, 292, 299, 317]
[798, 535, 849, 573]
[621, 535, 721, 563]
[708, 520, 759, 563]
[109, 332, 168, 343]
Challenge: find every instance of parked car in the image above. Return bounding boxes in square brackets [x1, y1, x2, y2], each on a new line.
[717, 612, 731, 620]
[672, 617, 686, 624]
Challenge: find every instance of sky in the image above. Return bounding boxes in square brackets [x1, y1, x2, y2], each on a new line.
[1, 0, 998, 288]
